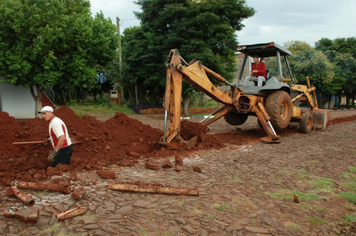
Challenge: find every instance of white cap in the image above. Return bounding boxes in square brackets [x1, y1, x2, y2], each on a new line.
[38, 106, 54, 114]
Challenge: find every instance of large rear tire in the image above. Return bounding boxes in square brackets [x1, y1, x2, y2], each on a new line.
[265, 91, 292, 129]
[224, 112, 248, 126]
[300, 112, 313, 133]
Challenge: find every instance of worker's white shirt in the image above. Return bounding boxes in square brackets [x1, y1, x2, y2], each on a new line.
[49, 116, 72, 149]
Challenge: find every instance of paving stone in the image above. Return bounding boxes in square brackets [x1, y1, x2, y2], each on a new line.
[96, 205, 107, 216]
[244, 226, 269, 234]
[133, 200, 151, 207]
[82, 216, 98, 224]
[83, 224, 100, 230]
[8, 225, 20, 234]
[182, 225, 196, 234]
[116, 205, 134, 215]
[226, 223, 244, 232]
[200, 228, 209, 236]
[27, 226, 39, 235]
[105, 201, 116, 211]
[213, 219, 229, 227]
[175, 217, 186, 225]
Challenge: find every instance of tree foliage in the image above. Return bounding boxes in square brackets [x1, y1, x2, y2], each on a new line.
[0, 0, 118, 109]
[122, 0, 254, 106]
[284, 41, 337, 105]
[315, 37, 356, 107]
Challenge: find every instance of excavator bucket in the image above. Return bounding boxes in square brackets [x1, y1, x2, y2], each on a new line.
[312, 109, 330, 130]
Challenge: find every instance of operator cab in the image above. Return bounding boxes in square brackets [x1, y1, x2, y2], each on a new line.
[236, 42, 293, 96]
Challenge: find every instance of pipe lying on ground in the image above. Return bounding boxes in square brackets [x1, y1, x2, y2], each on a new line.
[11, 180, 72, 194]
[6, 186, 35, 206]
[108, 183, 199, 196]
[4, 207, 40, 223]
[55, 206, 87, 221]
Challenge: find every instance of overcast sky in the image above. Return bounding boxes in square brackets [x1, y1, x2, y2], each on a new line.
[90, 0, 356, 47]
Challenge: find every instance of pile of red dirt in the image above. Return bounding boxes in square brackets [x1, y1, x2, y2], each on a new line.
[0, 106, 224, 187]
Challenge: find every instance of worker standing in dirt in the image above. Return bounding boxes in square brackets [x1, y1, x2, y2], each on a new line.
[38, 106, 73, 167]
[245, 55, 266, 86]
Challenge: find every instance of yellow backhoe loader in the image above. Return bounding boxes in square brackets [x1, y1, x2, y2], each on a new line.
[159, 42, 330, 146]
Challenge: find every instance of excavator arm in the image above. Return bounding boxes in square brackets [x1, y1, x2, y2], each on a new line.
[161, 49, 236, 145]
[160, 49, 280, 146]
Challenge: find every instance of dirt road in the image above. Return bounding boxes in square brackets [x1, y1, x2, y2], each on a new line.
[0, 109, 355, 235]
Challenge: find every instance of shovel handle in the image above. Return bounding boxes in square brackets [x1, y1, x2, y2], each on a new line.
[13, 141, 46, 145]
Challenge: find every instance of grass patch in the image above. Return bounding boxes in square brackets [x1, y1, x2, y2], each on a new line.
[208, 214, 215, 219]
[177, 199, 185, 205]
[300, 205, 328, 212]
[33, 190, 50, 198]
[67, 103, 135, 117]
[349, 166, 356, 173]
[339, 172, 356, 180]
[285, 222, 300, 230]
[310, 178, 334, 189]
[298, 169, 310, 175]
[339, 192, 356, 204]
[227, 174, 244, 183]
[344, 204, 356, 211]
[139, 228, 147, 236]
[338, 214, 356, 227]
[309, 177, 335, 194]
[266, 189, 319, 201]
[57, 231, 81, 236]
[213, 203, 228, 211]
[306, 216, 328, 226]
[156, 231, 175, 236]
[344, 214, 356, 224]
[341, 181, 356, 191]
[44, 222, 60, 232]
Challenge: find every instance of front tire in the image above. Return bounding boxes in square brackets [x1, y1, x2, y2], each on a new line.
[265, 91, 292, 129]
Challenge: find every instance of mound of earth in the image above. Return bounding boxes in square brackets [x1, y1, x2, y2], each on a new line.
[0, 106, 223, 186]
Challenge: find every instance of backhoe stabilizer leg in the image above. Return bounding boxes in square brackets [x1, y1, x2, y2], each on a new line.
[254, 103, 280, 143]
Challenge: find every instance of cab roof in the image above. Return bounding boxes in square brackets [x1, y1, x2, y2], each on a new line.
[237, 42, 292, 57]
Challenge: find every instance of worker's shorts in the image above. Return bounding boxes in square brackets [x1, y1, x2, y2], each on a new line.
[51, 145, 73, 167]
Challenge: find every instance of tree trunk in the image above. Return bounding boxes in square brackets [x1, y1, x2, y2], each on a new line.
[183, 94, 190, 116]
[337, 93, 342, 109]
[135, 83, 138, 105]
[30, 86, 43, 117]
[327, 96, 331, 109]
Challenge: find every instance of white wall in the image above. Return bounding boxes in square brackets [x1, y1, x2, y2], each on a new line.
[0, 82, 36, 119]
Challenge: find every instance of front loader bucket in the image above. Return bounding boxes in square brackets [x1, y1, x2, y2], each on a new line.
[312, 109, 330, 130]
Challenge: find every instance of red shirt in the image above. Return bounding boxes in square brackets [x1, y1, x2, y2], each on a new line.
[251, 61, 266, 78]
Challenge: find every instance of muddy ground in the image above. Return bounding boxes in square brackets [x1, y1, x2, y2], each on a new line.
[0, 108, 355, 235]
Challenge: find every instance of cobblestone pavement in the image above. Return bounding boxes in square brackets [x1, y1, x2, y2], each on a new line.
[0, 110, 355, 236]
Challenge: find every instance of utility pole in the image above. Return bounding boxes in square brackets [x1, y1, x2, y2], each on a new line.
[116, 17, 124, 102]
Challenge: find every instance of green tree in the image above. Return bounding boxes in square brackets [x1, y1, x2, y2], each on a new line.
[123, 0, 254, 113]
[284, 41, 335, 107]
[0, 0, 118, 111]
[315, 37, 356, 108]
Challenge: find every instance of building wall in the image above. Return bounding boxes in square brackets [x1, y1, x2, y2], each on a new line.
[0, 83, 36, 119]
